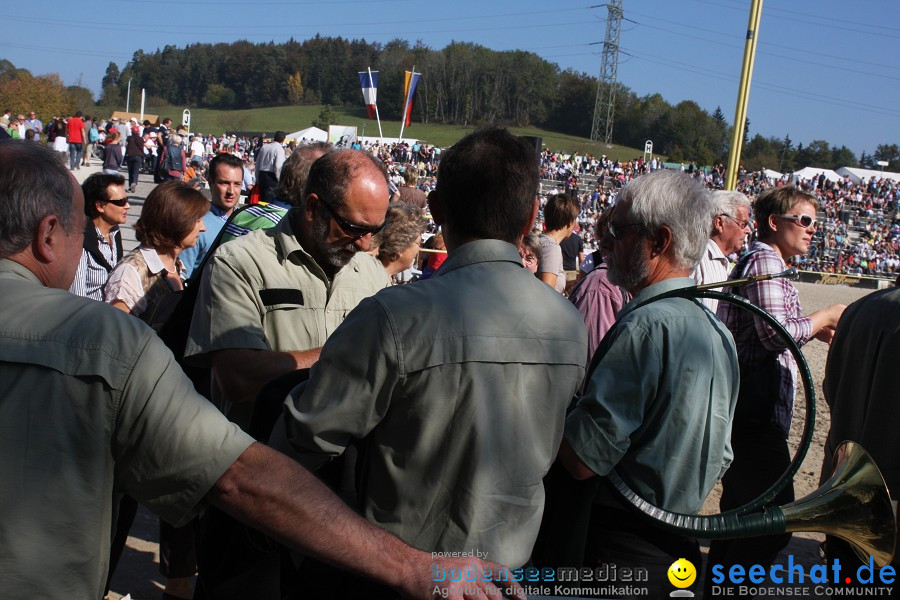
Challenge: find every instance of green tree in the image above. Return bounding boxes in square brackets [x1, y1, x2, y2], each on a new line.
[742, 134, 780, 172]
[0, 59, 23, 84]
[616, 92, 670, 150]
[102, 62, 120, 88]
[67, 85, 95, 114]
[99, 84, 122, 109]
[795, 140, 832, 168]
[830, 145, 857, 169]
[202, 83, 236, 108]
[873, 144, 900, 171]
[657, 100, 717, 165]
[546, 70, 595, 137]
[312, 104, 336, 130]
[778, 134, 793, 172]
[711, 106, 729, 162]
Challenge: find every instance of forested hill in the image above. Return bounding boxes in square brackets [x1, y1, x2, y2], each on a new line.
[100, 36, 728, 163]
[97, 36, 893, 170]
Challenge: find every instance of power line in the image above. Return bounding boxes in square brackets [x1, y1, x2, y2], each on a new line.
[0, 41, 132, 60]
[629, 15, 900, 75]
[621, 47, 900, 119]
[683, 0, 900, 36]
[6, 6, 591, 31]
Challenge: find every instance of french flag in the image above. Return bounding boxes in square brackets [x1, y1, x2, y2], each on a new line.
[359, 70, 378, 119]
[403, 70, 420, 127]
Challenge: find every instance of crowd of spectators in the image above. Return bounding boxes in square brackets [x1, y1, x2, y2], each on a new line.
[5, 106, 897, 279]
[536, 148, 900, 279]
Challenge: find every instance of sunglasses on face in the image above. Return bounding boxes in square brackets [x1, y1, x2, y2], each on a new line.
[605, 221, 644, 240]
[105, 197, 130, 207]
[318, 197, 386, 237]
[780, 214, 819, 230]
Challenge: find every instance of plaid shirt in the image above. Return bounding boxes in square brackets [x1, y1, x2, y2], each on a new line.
[717, 241, 812, 435]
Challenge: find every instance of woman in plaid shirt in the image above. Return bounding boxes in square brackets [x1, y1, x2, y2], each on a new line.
[705, 186, 846, 597]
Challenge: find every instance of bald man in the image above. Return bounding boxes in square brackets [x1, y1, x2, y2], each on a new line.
[186, 149, 391, 428]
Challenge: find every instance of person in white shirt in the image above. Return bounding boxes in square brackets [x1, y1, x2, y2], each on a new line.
[254, 130, 286, 203]
[691, 190, 752, 312]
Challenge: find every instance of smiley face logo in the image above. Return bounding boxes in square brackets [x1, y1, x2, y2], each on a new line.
[667, 558, 697, 589]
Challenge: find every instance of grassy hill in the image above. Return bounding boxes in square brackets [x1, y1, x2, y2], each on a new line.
[146, 104, 645, 160]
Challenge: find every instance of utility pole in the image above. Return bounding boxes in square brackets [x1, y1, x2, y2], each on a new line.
[590, 0, 623, 144]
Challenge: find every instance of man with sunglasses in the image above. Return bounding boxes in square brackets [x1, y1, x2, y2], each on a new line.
[68, 173, 129, 300]
[186, 149, 390, 428]
[541, 170, 739, 597]
[692, 189, 752, 312]
[268, 128, 588, 595]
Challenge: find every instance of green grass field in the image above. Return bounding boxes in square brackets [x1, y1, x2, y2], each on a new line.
[146, 103, 645, 159]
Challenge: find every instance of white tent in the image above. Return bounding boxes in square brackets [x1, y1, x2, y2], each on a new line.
[285, 126, 328, 142]
[791, 167, 841, 184]
[762, 168, 784, 180]
[836, 166, 900, 184]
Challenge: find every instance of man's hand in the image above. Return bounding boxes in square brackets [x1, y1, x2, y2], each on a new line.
[400, 554, 526, 600]
[210, 347, 321, 406]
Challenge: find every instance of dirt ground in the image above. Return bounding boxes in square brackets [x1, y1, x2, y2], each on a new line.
[106, 281, 877, 600]
[694, 280, 874, 597]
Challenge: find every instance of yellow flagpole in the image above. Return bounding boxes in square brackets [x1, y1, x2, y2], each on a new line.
[725, 0, 764, 191]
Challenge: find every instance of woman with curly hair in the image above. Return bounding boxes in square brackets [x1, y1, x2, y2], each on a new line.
[372, 201, 428, 281]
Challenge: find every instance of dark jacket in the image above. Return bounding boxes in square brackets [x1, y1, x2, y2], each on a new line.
[125, 134, 145, 158]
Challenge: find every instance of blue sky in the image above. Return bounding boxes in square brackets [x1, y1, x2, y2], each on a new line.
[4, 0, 897, 156]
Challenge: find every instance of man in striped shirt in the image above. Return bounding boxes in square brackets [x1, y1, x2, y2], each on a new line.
[220, 142, 331, 244]
[68, 173, 129, 300]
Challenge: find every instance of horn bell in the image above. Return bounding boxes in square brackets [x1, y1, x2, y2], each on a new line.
[780, 441, 896, 568]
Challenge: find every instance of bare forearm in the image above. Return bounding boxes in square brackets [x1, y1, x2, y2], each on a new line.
[211, 443, 524, 600]
[809, 303, 845, 337]
[209, 443, 413, 590]
[211, 347, 321, 405]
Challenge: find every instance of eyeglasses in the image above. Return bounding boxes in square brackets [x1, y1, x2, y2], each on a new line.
[105, 197, 130, 207]
[780, 214, 819, 230]
[317, 197, 386, 237]
[721, 213, 752, 230]
[606, 221, 644, 240]
[520, 252, 538, 265]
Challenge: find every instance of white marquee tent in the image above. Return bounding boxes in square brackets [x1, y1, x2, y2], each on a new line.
[835, 166, 900, 184]
[285, 126, 328, 142]
[791, 167, 841, 184]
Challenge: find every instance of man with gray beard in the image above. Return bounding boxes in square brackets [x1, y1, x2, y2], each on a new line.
[537, 170, 739, 599]
[186, 149, 390, 429]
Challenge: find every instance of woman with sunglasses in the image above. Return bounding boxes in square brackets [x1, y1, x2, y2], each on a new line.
[706, 185, 846, 597]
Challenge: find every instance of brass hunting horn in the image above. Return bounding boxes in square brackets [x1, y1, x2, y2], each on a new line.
[607, 268, 896, 567]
